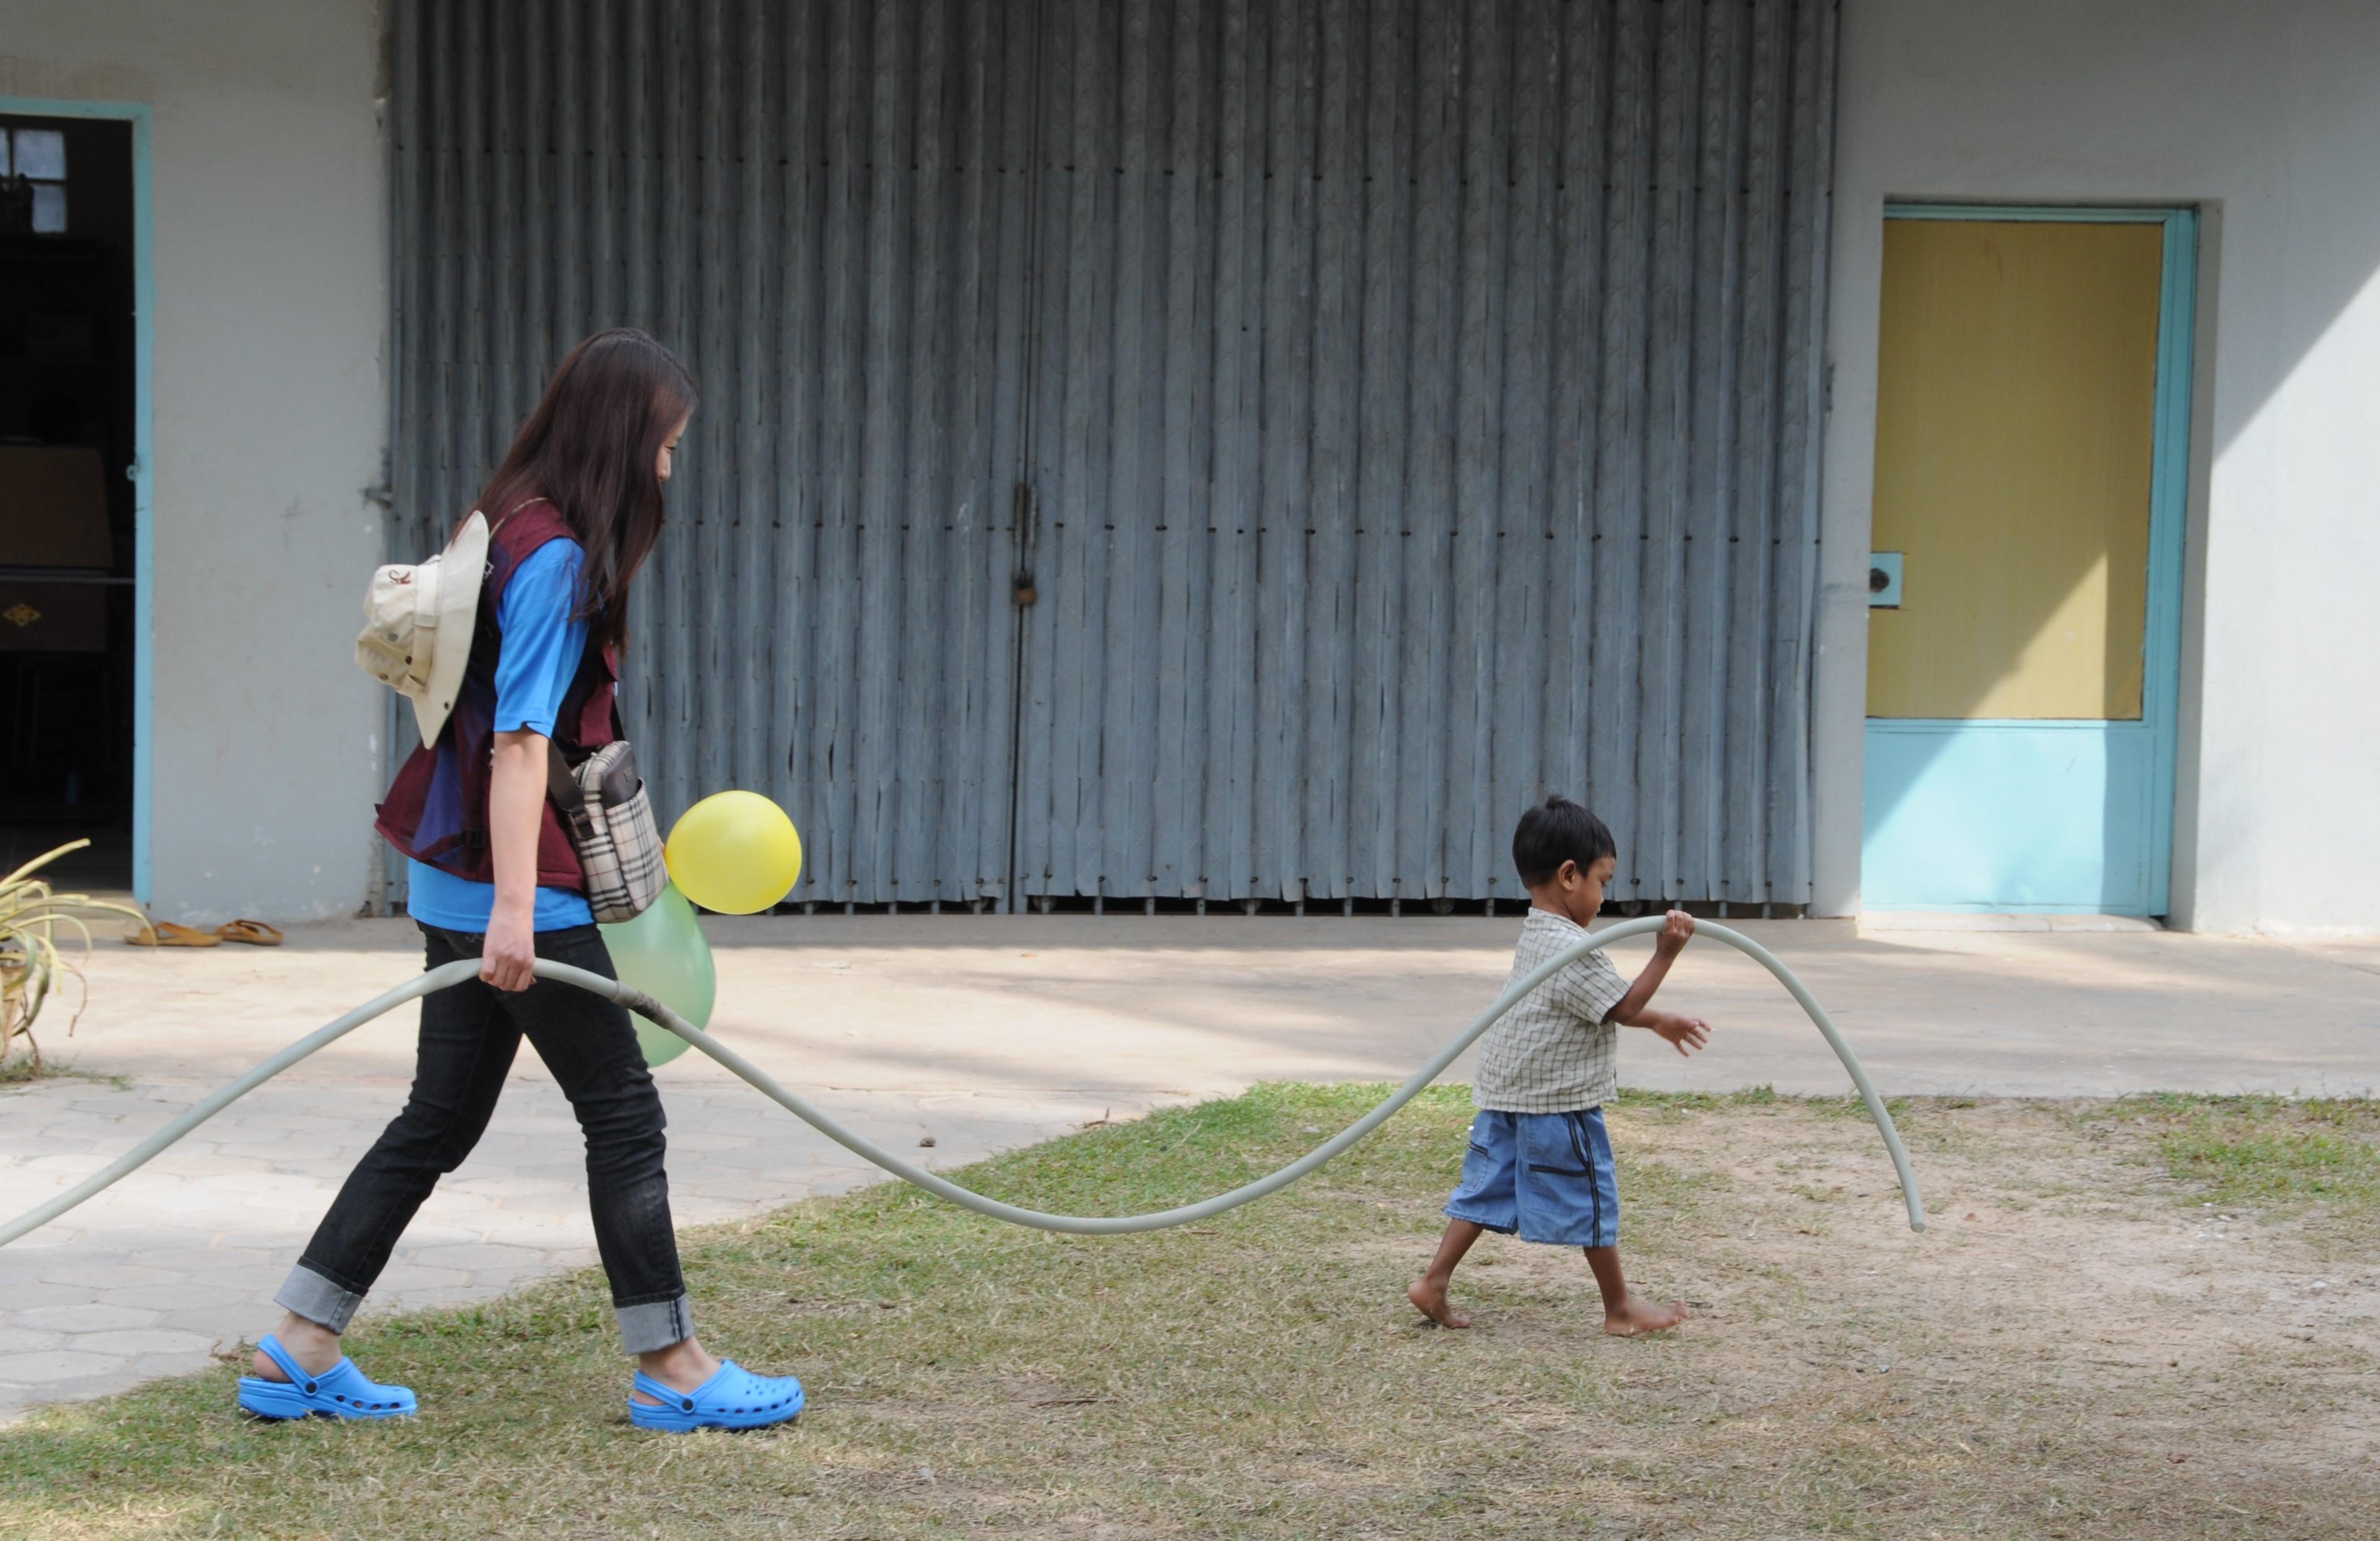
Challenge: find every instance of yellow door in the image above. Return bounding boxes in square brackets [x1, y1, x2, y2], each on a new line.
[1863, 216, 2180, 912]
[1869, 219, 2160, 718]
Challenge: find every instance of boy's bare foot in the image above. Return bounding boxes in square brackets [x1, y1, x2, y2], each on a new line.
[1407, 1276, 1472, 1329]
[1603, 1296, 1691, 1337]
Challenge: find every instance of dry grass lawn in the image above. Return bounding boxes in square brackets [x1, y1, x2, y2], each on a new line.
[1, 1085, 2374, 1539]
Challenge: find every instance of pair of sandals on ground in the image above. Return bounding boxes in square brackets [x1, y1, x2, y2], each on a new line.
[238, 1334, 804, 1433]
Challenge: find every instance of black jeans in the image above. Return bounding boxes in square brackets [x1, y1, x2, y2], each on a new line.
[277, 924, 693, 1354]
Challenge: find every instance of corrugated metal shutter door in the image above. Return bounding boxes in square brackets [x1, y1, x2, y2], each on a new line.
[1014, 0, 1836, 907]
[387, 0, 1836, 912]
[389, 0, 1036, 907]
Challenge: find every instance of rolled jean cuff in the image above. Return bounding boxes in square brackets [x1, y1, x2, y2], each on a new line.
[275, 1262, 364, 1336]
[616, 1294, 694, 1356]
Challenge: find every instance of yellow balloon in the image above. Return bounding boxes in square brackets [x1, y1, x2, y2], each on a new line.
[664, 790, 803, 915]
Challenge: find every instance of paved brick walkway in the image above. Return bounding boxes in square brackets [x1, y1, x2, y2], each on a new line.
[4, 914, 2373, 1423]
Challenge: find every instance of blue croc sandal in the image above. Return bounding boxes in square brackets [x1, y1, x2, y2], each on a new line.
[236, 1334, 417, 1421]
[628, 1360, 804, 1433]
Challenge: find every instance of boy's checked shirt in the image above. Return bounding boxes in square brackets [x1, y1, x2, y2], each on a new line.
[1471, 907, 1632, 1113]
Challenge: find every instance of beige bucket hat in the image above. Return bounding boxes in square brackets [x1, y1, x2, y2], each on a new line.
[355, 511, 492, 747]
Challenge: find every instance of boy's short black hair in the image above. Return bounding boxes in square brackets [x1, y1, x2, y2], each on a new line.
[1512, 795, 1617, 887]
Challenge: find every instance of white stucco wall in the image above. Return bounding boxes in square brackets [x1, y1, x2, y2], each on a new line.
[1816, 0, 2380, 934]
[2, 0, 385, 923]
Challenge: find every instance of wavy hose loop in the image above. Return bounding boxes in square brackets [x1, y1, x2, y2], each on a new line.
[0, 917, 1922, 1250]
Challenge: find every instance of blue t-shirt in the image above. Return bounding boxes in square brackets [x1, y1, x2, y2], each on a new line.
[406, 539, 598, 933]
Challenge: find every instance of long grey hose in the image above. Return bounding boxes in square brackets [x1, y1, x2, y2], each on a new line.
[0, 917, 1923, 1248]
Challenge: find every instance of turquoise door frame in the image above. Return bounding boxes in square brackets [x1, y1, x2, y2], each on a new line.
[1862, 205, 2196, 915]
[0, 96, 155, 903]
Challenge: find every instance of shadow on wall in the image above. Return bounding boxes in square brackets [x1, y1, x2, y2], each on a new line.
[1854, 0, 2380, 463]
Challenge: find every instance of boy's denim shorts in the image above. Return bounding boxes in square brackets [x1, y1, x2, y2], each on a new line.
[1444, 1107, 1619, 1248]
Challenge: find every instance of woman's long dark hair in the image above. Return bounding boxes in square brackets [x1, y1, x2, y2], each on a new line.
[471, 328, 697, 650]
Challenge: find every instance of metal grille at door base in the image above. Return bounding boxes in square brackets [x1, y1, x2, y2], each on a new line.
[386, 0, 1838, 913]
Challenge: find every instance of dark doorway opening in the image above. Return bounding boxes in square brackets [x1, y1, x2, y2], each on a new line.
[0, 114, 137, 893]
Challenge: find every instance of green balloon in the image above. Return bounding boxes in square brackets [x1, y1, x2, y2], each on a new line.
[597, 884, 716, 1067]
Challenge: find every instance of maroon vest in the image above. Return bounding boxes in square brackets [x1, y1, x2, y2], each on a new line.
[374, 501, 620, 889]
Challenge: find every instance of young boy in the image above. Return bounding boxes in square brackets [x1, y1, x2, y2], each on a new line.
[1408, 795, 1711, 1337]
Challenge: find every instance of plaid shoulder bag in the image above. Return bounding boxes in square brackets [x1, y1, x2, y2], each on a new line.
[547, 741, 667, 923]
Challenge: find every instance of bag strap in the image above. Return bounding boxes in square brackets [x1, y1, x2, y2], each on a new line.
[471, 496, 554, 558]
[489, 495, 552, 538]
[545, 740, 585, 816]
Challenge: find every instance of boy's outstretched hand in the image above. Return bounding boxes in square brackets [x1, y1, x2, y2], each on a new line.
[1648, 1013, 1711, 1057]
[1608, 910, 1707, 1037]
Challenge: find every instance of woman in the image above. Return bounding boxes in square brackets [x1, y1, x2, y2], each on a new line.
[238, 330, 803, 1433]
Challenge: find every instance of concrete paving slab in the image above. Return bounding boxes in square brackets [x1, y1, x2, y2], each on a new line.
[34, 1264, 179, 1293]
[97, 1282, 258, 1314]
[65, 1329, 219, 1358]
[1, 1283, 102, 1313]
[17, 1304, 157, 1333]
[3, 911, 2374, 1426]
[123, 1247, 277, 1275]
[151, 1305, 275, 1344]
[4, 1350, 122, 1384]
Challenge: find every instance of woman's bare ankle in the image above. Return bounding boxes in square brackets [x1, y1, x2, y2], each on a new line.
[251, 1312, 343, 1381]
[632, 1335, 721, 1403]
